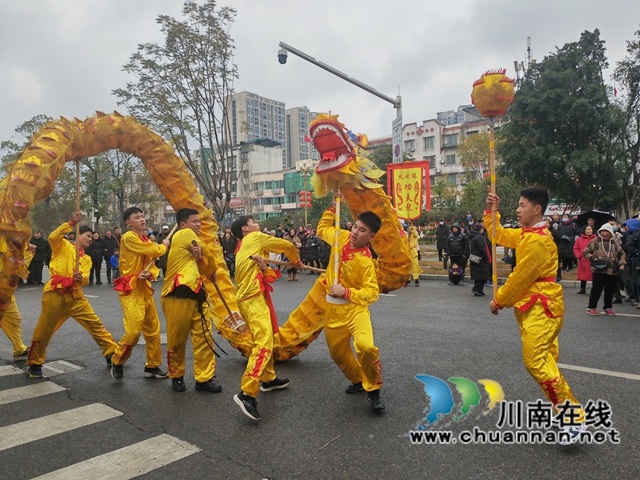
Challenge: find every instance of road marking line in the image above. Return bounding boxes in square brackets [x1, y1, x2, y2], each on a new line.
[0, 382, 66, 406]
[0, 365, 24, 377]
[603, 312, 640, 318]
[0, 403, 122, 451]
[42, 360, 83, 377]
[84, 294, 99, 298]
[379, 294, 397, 297]
[558, 363, 640, 381]
[33, 434, 201, 480]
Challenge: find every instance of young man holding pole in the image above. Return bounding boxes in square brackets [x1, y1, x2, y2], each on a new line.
[27, 213, 116, 377]
[110, 207, 170, 381]
[230, 215, 302, 421]
[485, 187, 585, 445]
[161, 208, 220, 393]
[317, 200, 385, 412]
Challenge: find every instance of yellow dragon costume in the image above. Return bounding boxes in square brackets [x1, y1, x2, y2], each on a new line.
[0, 112, 410, 363]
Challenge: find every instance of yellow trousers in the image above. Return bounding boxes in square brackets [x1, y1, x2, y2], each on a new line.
[1, 296, 28, 356]
[28, 291, 116, 365]
[239, 294, 276, 397]
[162, 296, 216, 382]
[112, 287, 162, 368]
[515, 303, 583, 420]
[324, 302, 382, 392]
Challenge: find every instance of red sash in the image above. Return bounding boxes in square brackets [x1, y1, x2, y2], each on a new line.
[50, 275, 74, 295]
[113, 275, 134, 293]
[256, 270, 281, 333]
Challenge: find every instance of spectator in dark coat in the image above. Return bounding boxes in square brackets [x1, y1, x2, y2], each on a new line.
[220, 231, 238, 276]
[447, 223, 469, 285]
[155, 225, 172, 278]
[558, 215, 578, 271]
[436, 218, 450, 265]
[547, 217, 564, 281]
[305, 230, 321, 272]
[319, 239, 331, 270]
[27, 231, 49, 285]
[101, 230, 118, 284]
[469, 224, 491, 296]
[296, 226, 308, 266]
[86, 231, 104, 284]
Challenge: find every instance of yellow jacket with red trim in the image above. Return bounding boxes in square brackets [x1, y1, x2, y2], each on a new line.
[43, 221, 91, 298]
[235, 231, 300, 303]
[161, 228, 217, 297]
[317, 207, 379, 307]
[484, 209, 563, 317]
[117, 231, 167, 295]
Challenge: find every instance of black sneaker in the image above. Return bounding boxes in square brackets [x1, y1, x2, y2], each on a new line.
[414, 280, 419, 287]
[144, 367, 168, 379]
[234, 392, 260, 420]
[28, 365, 43, 378]
[111, 364, 124, 381]
[14, 348, 29, 361]
[172, 377, 186, 392]
[260, 377, 291, 392]
[195, 377, 222, 393]
[367, 390, 386, 412]
[345, 382, 364, 394]
[106, 354, 113, 368]
[612, 297, 622, 304]
[576, 290, 586, 295]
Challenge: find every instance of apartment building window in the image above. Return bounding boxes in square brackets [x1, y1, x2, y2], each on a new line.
[445, 154, 456, 165]
[442, 134, 458, 147]
[423, 136, 435, 149]
[404, 140, 415, 152]
[446, 174, 457, 185]
[425, 156, 436, 168]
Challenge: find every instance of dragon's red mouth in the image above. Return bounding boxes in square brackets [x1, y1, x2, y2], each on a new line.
[309, 118, 355, 173]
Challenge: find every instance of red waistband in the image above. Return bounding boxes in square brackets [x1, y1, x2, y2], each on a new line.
[536, 277, 556, 283]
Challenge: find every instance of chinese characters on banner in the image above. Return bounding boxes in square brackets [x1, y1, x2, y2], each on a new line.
[387, 162, 430, 220]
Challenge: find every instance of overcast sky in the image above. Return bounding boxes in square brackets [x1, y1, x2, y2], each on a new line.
[1, 0, 639, 145]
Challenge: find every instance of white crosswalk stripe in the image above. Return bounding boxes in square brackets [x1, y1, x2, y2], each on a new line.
[0, 374, 201, 478]
[33, 434, 200, 479]
[0, 403, 122, 451]
[0, 381, 66, 405]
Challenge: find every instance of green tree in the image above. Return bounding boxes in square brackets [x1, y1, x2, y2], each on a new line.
[368, 145, 392, 192]
[613, 28, 640, 219]
[431, 178, 458, 210]
[460, 174, 525, 220]
[113, 0, 238, 220]
[457, 131, 490, 182]
[498, 29, 624, 212]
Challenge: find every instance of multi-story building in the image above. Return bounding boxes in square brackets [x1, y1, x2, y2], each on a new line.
[226, 91, 286, 146]
[285, 106, 312, 169]
[436, 104, 482, 126]
[403, 107, 503, 197]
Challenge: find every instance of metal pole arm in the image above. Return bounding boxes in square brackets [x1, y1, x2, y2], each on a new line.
[279, 42, 401, 110]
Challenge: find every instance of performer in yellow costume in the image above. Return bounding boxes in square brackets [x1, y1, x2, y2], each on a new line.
[110, 207, 170, 381]
[1, 243, 35, 361]
[161, 208, 220, 393]
[485, 187, 585, 445]
[318, 202, 385, 412]
[408, 224, 422, 287]
[230, 215, 302, 421]
[27, 213, 117, 378]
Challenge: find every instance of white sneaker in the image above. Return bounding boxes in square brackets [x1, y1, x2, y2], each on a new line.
[559, 424, 587, 445]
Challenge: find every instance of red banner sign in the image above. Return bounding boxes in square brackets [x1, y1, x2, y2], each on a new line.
[387, 162, 430, 220]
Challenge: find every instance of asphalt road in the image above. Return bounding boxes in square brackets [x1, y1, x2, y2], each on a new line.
[1, 269, 639, 479]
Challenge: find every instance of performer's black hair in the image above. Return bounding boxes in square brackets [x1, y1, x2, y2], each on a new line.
[230, 215, 254, 240]
[123, 206, 143, 221]
[79, 225, 93, 236]
[176, 208, 199, 225]
[356, 211, 382, 234]
[519, 186, 549, 214]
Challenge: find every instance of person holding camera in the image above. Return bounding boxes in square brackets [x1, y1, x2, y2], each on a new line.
[583, 223, 626, 316]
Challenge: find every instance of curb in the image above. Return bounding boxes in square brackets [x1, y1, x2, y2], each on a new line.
[418, 273, 581, 289]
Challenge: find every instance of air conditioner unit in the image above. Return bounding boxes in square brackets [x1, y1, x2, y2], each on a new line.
[408, 147, 415, 152]
[272, 204, 282, 210]
[256, 190, 264, 196]
[436, 168, 441, 174]
[440, 159, 445, 164]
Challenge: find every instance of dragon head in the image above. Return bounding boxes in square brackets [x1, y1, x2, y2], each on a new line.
[309, 114, 368, 174]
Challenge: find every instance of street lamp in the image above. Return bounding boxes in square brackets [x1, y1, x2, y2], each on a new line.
[296, 159, 314, 226]
[278, 41, 402, 119]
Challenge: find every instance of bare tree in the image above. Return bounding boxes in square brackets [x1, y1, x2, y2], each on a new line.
[113, 0, 239, 220]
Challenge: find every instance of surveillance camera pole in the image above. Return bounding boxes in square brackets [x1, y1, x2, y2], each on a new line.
[278, 41, 401, 119]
